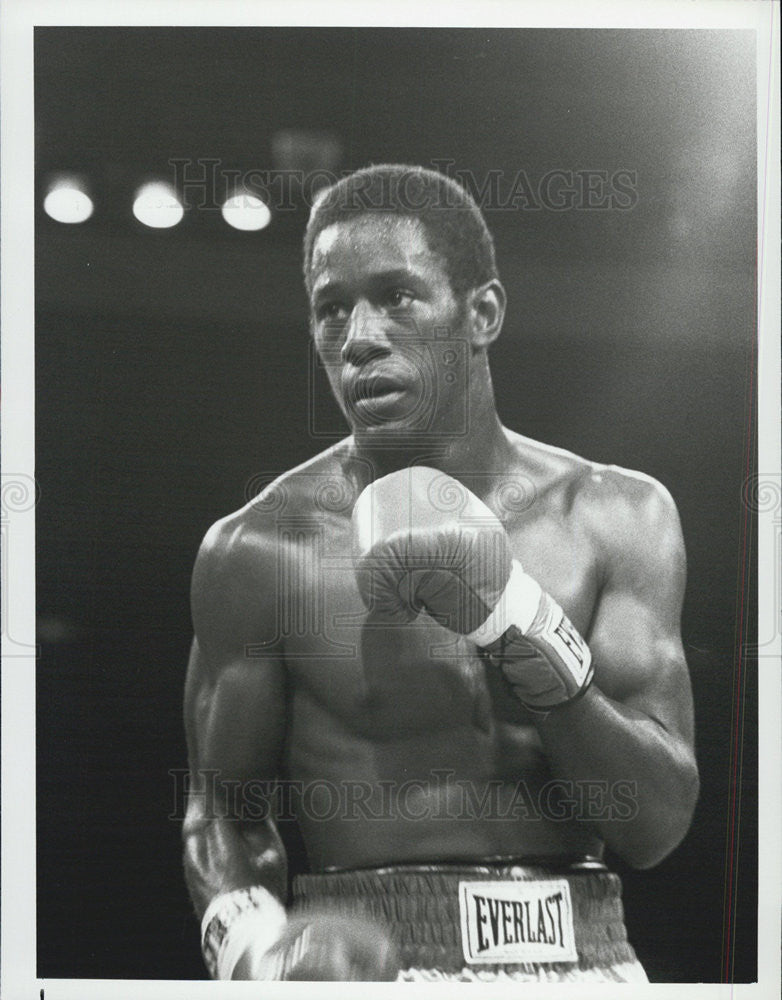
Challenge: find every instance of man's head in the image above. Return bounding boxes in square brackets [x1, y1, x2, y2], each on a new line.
[303, 164, 499, 301]
[304, 165, 506, 439]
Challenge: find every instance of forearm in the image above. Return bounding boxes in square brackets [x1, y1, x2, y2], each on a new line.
[183, 805, 287, 919]
[536, 685, 699, 868]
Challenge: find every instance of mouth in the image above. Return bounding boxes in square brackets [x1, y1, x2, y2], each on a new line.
[346, 371, 410, 405]
[353, 374, 407, 401]
[341, 369, 415, 425]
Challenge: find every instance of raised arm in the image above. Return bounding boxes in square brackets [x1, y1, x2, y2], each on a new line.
[350, 464, 699, 871]
[535, 471, 699, 868]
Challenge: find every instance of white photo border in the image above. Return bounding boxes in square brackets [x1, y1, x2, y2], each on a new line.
[2, 1, 779, 998]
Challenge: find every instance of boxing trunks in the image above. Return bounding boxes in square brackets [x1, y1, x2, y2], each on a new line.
[293, 859, 648, 983]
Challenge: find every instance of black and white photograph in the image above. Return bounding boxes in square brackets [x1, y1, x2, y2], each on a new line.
[1, 1, 779, 996]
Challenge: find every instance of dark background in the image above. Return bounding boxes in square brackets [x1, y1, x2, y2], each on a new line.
[35, 28, 757, 982]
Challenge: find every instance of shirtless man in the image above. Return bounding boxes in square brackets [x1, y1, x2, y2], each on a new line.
[182, 164, 699, 982]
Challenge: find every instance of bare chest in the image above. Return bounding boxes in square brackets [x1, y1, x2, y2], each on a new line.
[275, 505, 600, 734]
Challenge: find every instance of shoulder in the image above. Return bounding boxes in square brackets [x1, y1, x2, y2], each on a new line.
[505, 430, 684, 577]
[196, 438, 354, 569]
[573, 462, 686, 591]
[244, 438, 359, 523]
[575, 463, 682, 545]
[191, 439, 353, 649]
[507, 429, 679, 531]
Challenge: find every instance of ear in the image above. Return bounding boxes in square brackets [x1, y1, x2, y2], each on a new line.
[467, 280, 506, 349]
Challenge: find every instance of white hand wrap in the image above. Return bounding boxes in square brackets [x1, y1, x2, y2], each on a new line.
[464, 559, 543, 644]
[201, 885, 287, 980]
[468, 560, 594, 712]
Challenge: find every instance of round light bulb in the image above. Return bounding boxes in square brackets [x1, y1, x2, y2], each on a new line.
[221, 192, 271, 232]
[133, 182, 184, 228]
[44, 184, 94, 224]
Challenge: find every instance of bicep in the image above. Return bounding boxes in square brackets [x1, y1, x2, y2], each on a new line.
[586, 481, 694, 744]
[186, 518, 288, 796]
[185, 637, 286, 787]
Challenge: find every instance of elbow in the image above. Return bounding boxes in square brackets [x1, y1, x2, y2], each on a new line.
[182, 798, 214, 875]
[621, 825, 690, 870]
[671, 753, 700, 849]
[623, 758, 700, 870]
[182, 815, 206, 881]
[182, 811, 218, 918]
[182, 796, 210, 850]
[682, 755, 701, 823]
[624, 829, 686, 870]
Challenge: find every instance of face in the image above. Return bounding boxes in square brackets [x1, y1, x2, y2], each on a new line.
[309, 214, 470, 438]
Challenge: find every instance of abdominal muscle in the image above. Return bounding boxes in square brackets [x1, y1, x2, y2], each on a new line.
[280, 582, 603, 872]
[283, 683, 604, 873]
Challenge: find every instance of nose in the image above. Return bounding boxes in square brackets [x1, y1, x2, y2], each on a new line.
[340, 300, 391, 366]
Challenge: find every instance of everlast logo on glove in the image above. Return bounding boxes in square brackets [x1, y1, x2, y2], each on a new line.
[459, 880, 578, 965]
[550, 612, 591, 686]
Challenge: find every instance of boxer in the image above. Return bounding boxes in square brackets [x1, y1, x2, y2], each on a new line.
[183, 164, 698, 981]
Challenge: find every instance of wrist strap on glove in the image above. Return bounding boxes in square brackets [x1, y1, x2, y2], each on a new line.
[201, 885, 287, 980]
[468, 560, 595, 712]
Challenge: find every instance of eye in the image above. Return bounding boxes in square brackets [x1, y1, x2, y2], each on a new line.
[316, 300, 349, 322]
[383, 288, 415, 310]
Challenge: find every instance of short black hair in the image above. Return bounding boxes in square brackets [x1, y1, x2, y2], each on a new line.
[303, 164, 499, 297]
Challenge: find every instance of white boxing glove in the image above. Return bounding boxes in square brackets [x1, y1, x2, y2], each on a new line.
[201, 885, 400, 981]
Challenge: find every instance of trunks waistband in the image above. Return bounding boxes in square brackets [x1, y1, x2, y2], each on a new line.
[292, 861, 639, 974]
